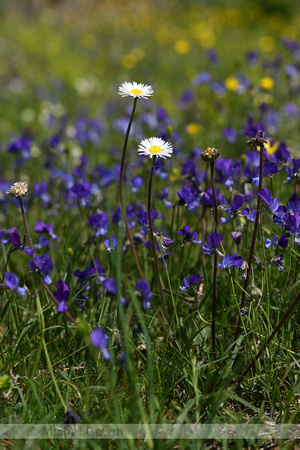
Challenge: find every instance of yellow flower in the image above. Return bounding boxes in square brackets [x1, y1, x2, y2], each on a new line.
[259, 77, 274, 90]
[225, 76, 239, 92]
[186, 123, 201, 135]
[174, 40, 190, 54]
[262, 140, 279, 155]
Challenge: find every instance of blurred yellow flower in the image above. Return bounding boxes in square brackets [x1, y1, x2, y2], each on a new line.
[225, 76, 239, 92]
[121, 54, 137, 69]
[259, 36, 275, 52]
[262, 140, 279, 155]
[259, 77, 274, 90]
[174, 40, 190, 54]
[186, 123, 201, 134]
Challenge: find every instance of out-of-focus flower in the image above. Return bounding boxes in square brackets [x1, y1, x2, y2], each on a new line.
[155, 232, 174, 254]
[177, 225, 201, 245]
[217, 253, 243, 269]
[130, 176, 144, 193]
[6, 181, 28, 199]
[102, 277, 116, 295]
[259, 77, 274, 90]
[28, 253, 54, 285]
[179, 274, 203, 292]
[104, 235, 117, 253]
[118, 82, 154, 99]
[4, 272, 26, 296]
[88, 212, 108, 237]
[136, 279, 152, 310]
[225, 76, 239, 92]
[258, 188, 279, 213]
[222, 128, 237, 144]
[138, 137, 173, 159]
[90, 326, 111, 360]
[202, 232, 224, 255]
[34, 221, 57, 240]
[54, 280, 70, 313]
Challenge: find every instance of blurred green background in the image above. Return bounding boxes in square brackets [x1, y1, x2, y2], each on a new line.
[1, 0, 300, 148]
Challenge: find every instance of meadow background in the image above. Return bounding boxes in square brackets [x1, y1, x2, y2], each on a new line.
[0, 0, 300, 448]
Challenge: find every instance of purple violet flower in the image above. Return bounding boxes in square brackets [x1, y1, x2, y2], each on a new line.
[4, 272, 26, 296]
[217, 253, 243, 269]
[104, 235, 117, 253]
[177, 225, 202, 245]
[202, 232, 224, 256]
[10, 231, 34, 256]
[130, 176, 144, 193]
[28, 253, 54, 285]
[90, 325, 111, 361]
[102, 277, 116, 295]
[136, 279, 152, 310]
[88, 212, 108, 237]
[179, 274, 203, 292]
[34, 221, 58, 240]
[54, 280, 70, 313]
[258, 188, 279, 213]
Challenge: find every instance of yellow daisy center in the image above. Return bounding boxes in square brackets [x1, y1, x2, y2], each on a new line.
[149, 145, 162, 154]
[130, 88, 143, 95]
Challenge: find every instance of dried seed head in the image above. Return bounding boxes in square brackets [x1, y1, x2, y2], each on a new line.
[6, 181, 28, 199]
[200, 147, 222, 162]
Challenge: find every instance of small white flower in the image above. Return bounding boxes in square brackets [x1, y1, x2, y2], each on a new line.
[6, 181, 28, 198]
[118, 82, 154, 99]
[138, 137, 173, 159]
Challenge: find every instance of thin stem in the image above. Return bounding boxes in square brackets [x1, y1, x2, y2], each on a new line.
[19, 198, 34, 249]
[238, 290, 300, 382]
[233, 132, 265, 346]
[210, 160, 218, 352]
[148, 156, 170, 324]
[119, 98, 144, 279]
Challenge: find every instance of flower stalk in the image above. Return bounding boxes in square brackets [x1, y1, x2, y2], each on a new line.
[148, 156, 170, 324]
[233, 131, 267, 346]
[201, 147, 221, 352]
[119, 97, 145, 279]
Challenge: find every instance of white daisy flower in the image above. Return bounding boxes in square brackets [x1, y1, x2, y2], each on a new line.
[138, 137, 173, 159]
[6, 181, 29, 198]
[118, 82, 154, 99]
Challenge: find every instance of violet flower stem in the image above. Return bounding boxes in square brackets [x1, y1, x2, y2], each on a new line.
[148, 156, 170, 324]
[210, 160, 218, 352]
[238, 290, 300, 382]
[233, 136, 265, 347]
[119, 97, 144, 280]
[19, 199, 77, 325]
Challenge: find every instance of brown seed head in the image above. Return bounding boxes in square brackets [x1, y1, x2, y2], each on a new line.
[200, 147, 221, 162]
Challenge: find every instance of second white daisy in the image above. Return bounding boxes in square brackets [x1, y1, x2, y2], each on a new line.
[138, 137, 173, 159]
[118, 82, 154, 99]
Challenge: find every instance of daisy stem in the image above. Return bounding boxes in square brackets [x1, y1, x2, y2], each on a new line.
[19, 198, 77, 325]
[233, 131, 265, 347]
[148, 156, 170, 324]
[19, 198, 34, 250]
[210, 160, 218, 352]
[238, 290, 300, 382]
[119, 97, 144, 280]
